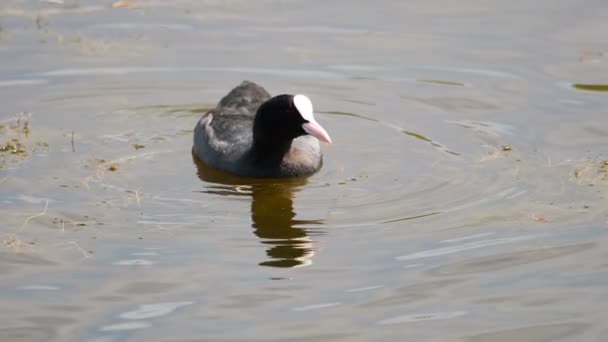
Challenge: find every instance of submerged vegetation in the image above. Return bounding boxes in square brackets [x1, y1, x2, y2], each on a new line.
[0, 112, 43, 169]
[402, 130, 460, 156]
[572, 84, 608, 92]
[0, 139, 27, 156]
[321, 110, 378, 122]
[417, 79, 466, 86]
[572, 159, 608, 185]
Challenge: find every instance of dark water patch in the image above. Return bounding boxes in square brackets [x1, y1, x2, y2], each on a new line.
[413, 97, 498, 112]
[18, 285, 60, 291]
[467, 322, 588, 342]
[0, 252, 56, 267]
[116, 281, 177, 295]
[474, 296, 515, 304]
[88, 23, 195, 31]
[0, 326, 57, 342]
[0, 79, 49, 87]
[377, 311, 467, 325]
[522, 297, 562, 307]
[408, 66, 520, 79]
[248, 25, 369, 34]
[382, 211, 441, 224]
[129, 103, 214, 117]
[342, 98, 375, 106]
[177, 333, 358, 342]
[428, 243, 593, 276]
[35, 67, 343, 79]
[93, 295, 128, 302]
[572, 84, 608, 92]
[359, 279, 465, 308]
[45, 304, 86, 313]
[417, 79, 466, 86]
[41, 91, 151, 103]
[321, 110, 458, 158]
[221, 294, 292, 309]
[320, 110, 378, 122]
[350, 75, 378, 81]
[396, 235, 539, 262]
[402, 130, 460, 156]
[24, 316, 75, 326]
[447, 120, 515, 137]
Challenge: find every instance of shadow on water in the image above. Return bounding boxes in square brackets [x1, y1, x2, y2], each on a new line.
[192, 152, 324, 268]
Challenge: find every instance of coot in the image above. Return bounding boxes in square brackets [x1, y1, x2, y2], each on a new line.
[193, 81, 332, 178]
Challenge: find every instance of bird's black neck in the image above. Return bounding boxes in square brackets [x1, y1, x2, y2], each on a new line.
[249, 94, 302, 169]
[250, 137, 293, 166]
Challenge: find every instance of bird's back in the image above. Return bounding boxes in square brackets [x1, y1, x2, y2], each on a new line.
[217, 80, 271, 113]
[193, 81, 271, 173]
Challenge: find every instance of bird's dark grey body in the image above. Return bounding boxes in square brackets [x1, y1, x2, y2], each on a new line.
[193, 81, 324, 178]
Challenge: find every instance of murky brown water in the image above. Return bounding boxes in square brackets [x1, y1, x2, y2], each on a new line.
[1, 0, 608, 341]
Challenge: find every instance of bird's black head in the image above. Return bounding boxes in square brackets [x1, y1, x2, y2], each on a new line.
[253, 94, 331, 149]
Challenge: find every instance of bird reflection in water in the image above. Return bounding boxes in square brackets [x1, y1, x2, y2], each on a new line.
[193, 154, 324, 267]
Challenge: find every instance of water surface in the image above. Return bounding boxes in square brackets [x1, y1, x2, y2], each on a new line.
[1, 0, 608, 341]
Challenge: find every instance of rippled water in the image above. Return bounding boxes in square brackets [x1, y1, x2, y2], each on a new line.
[1, 0, 608, 341]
